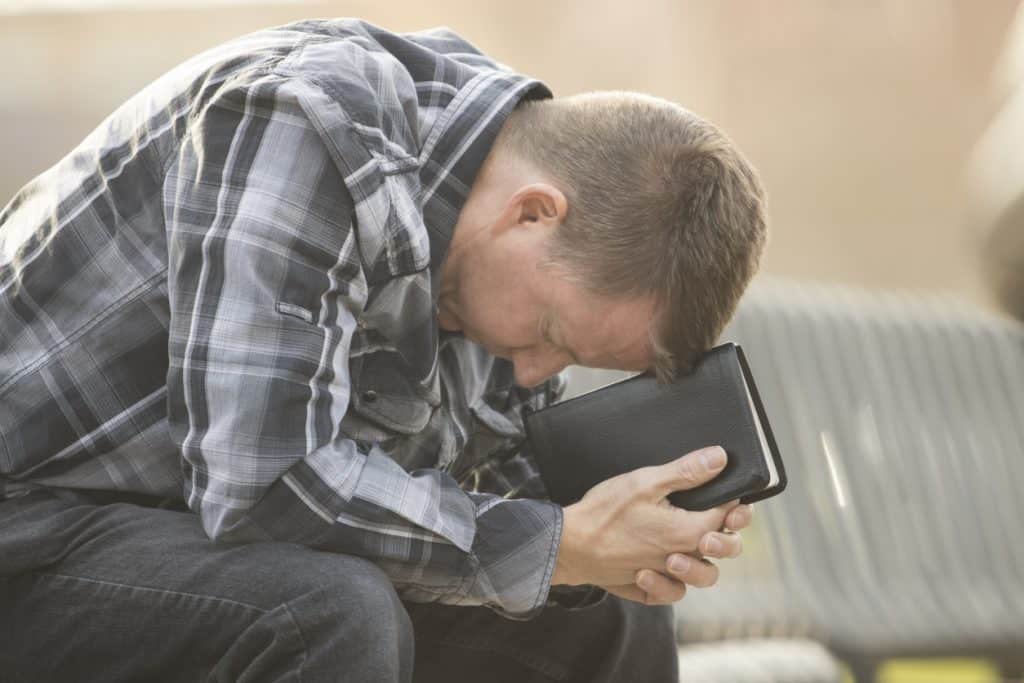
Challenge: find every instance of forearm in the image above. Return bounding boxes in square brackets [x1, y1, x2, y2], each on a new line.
[393, 493, 564, 619]
[189, 444, 566, 618]
[551, 502, 585, 587]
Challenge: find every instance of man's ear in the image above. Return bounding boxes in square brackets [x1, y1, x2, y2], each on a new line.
[504, 183, 568, 231]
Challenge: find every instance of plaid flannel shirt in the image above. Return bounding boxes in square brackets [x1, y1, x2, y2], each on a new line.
[0, 18, 605, 619]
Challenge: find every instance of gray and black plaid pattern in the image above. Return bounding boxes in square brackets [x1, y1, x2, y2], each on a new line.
[0, 19, 602, 619]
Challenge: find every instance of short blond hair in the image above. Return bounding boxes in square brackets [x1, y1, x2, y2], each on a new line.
[499, 91, 768, 381]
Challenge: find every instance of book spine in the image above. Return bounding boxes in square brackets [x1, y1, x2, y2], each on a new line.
[524, 412, 562, 504]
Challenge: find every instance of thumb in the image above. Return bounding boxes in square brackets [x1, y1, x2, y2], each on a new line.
[650, 445, 728, 498]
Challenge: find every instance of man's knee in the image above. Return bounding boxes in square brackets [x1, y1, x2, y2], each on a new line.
[269, 551, 412, 642]
[315, 556, 412, 642]
[231, 551, 414, 681]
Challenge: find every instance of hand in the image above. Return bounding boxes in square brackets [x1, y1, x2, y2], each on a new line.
[551, 444, 747, 596]
[602, 502, 753, 605]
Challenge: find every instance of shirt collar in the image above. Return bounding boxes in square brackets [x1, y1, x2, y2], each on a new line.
[418, 71, 552, 301]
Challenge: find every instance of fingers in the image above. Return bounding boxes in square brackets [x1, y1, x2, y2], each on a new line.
[643, 445, 728, 499]
[723, 503, 753, 531]
[663, 553, 719, 588]
[602, 583, 651, 605]
[601, 553, 728, 606]
[635, 568, 688, 605]
[662, 498, 739, 546]
[698, 530, 743, 559]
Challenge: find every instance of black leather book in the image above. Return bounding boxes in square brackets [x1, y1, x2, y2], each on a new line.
[523, 342, 787, 511]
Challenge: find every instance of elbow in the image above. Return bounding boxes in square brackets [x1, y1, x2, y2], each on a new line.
[197, 504, 267, 545]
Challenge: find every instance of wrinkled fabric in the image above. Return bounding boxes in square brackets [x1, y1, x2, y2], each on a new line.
[0, 18, 603, 619]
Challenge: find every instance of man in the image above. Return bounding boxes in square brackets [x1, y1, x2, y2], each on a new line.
[0, 18, 765, 682]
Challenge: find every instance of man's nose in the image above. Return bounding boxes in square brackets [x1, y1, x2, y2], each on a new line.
[512, 351, 569, 388]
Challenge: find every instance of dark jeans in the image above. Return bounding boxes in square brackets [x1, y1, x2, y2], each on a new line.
[0, 488, 678, 682]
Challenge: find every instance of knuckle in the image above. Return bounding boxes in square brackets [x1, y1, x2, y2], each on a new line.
[705, 532, 729, 556]
[639, 571, 688, 606]
[666, 555, 689, 578]
[670, 515, 705, 551]
[732, 505, 753, 528]
[677, 459, 703, 486]
[672, 527, 700, 552]
[618, 476, 640, 501]
[708, 532, 741, 558]
[627, 467, 656, 498]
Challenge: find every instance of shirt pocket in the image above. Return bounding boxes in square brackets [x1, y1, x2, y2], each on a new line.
[445, 397, 528, 488]
[344, 352, 435, 437]
[273, 297, 433, 440]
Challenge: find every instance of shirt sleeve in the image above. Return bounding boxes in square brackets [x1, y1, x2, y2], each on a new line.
[163, 72, 562, 620]
[456, 368, 609, 611]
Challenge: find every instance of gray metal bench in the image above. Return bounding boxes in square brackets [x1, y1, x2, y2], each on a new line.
[565, 277, 1024, 682]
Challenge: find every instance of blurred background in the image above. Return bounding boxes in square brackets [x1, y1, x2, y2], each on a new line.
[2, 0, 1021, 308]
[3, 2, 1023, 682]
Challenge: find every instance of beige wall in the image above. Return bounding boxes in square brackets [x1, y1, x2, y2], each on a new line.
[1, 1, 1017, 309]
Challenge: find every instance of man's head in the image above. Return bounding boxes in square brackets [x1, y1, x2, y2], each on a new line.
[438, 91, 767, 388]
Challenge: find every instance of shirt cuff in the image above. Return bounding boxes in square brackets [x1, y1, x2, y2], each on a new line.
[465, 496, 563, 621]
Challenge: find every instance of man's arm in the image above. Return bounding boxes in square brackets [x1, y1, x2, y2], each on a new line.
[164, 72, 561, 620]
[452, 366, 609, 609]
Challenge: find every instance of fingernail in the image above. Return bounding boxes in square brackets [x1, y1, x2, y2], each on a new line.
[702, 446, 726, 471]
[669, 555, 690, 573]
[637, 572, 653, 590]
[705, 536, 723, 555]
